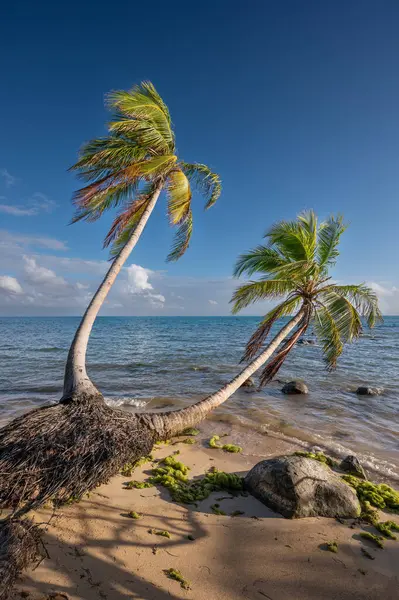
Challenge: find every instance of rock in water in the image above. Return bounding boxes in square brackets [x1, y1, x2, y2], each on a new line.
[245, 455, 360, 518]
[240, 377, 255, 388]
[340, 455, 367, 479]
[356, 386, 382, 396]
[282, 381, 308, 394]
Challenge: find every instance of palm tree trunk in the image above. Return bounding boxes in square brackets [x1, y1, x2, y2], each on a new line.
[62, 183, 163, 401]
[146, 309, 305, 438]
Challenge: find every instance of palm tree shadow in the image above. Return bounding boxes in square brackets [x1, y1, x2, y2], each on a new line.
[17, 530, 184, 600]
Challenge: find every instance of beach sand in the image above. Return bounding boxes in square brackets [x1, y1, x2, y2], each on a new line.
[12, 420, 399, 600]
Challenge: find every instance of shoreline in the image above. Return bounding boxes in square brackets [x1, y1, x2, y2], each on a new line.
[13, 420, 399, 600]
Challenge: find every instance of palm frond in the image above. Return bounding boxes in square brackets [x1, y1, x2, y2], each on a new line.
[71, 176, 139, 223]
[313, 305, 344, 370]
[103, 197, 151, 250]
[240, 296, 302, 361]
[265, 220, 310, 262]
[317, 215, 347, 270]
[167, 210, 193, 262]
[107, 81, 174, 152]
[69, 136, 146, 181]
[125, 154, 177, 179]
[319, 284, 382, 328]
[233, 245, 288, 278]
[297, 210, 318, 261]
[181, 163, 221, 209]
[166, 169, 192, 225]
[317, 290, 362, 343]
[231, 279, 297, 314]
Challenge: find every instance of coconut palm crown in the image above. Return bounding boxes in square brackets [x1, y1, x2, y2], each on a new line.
[231, 211, 382, 385]
[71, 81, 221, 261]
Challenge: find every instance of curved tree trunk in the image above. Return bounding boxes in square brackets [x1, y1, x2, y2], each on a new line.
[147, 309, 305, 438]
[62, 183, 163, 401]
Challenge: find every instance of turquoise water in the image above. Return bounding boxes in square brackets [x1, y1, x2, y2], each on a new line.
[0, 316, 398, 478]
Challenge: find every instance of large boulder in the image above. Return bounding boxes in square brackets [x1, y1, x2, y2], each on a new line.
[356, 386, 383, 396]
[282, 381, 308, 394]
[340, 455, 367, 480]
[245, 455, 360, 519]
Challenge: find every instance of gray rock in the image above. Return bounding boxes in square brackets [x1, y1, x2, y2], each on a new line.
[245, 455, 360, 519]
[282, 381, 308, 394]
[297, 338, 315, 345]
[356, 386, 383, 396]
[340, 455, 367, 480]
[240, 377, 255, 388]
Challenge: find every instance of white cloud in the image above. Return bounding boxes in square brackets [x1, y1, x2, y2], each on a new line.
[0, 275, 23, 295]
[367, 281, 399, 315]
[368, 282, 397, 297]
[209, 299, 218, 305]
[0, 203, 37, 216]
[0, 169, 16, 188]
[0, 192, 56, 217]
[0, 230, 68, 251]
[127, 264, 154, 293]
[23, 256, 67, 286]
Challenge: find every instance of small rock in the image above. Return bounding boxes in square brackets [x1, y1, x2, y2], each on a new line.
[340, 455, 367, 480]
[240, 377, 255, 388]
[245, 455, 360, 519]
[355, 386, 382, 396]
[282, 381, 308, 394]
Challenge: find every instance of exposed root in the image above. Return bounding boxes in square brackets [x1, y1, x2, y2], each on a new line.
[0, 394, 157, 513]
[0, 518, 43, 600]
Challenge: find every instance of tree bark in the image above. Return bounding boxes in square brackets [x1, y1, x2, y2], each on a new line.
[147, 309, 305, 438]
[62, 183, 163, 400]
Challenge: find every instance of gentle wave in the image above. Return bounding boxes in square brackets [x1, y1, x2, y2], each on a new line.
[104, 396, 149, 409]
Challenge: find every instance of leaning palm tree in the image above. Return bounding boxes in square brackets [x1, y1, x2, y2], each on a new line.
[230, 210, 382, 384]
[63, 80, 221, 400]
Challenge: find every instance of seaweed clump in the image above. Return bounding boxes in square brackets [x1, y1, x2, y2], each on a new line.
[148, 454, 243, 504]
[120, 454, 153, 477]
[294, 451, 337, 468]
[211, 503, 226, 515]
[164, 568, 190, 590]
[209, 435, 242, 453]
[375, 520, 399, 540]
[179, 428, 200, 436]
[326, 541, 338, 553]
[359, 532, 384, 549]
[148, 529, 171, 538]
[127, 511, 141, 519]
[342, 476, 399, 511]
[124, 480, 154, 489]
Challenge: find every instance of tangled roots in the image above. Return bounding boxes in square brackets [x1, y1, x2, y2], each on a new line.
[0, 518, 43, 600]
[0, 394, 157, 513]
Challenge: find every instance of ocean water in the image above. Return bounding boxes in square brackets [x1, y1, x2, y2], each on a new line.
[0, 316, 398, 480]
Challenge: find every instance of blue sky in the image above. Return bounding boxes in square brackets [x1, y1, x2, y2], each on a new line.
[1, 0, 399, 315]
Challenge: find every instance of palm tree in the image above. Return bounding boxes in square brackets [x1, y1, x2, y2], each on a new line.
[230, 210, 383, 384]
[63, 81, 221, 400]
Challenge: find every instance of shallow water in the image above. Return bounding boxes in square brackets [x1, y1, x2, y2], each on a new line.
[0, 316, 398, 479]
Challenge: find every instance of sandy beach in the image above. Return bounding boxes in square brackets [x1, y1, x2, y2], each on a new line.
[12, 420, 399, 600]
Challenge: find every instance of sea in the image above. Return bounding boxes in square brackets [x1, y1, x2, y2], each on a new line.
[0, 316, 398, 481]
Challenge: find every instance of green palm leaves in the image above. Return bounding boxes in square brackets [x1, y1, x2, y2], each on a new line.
[232, 211, 382, 381]
[70, 81, 221, 261]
